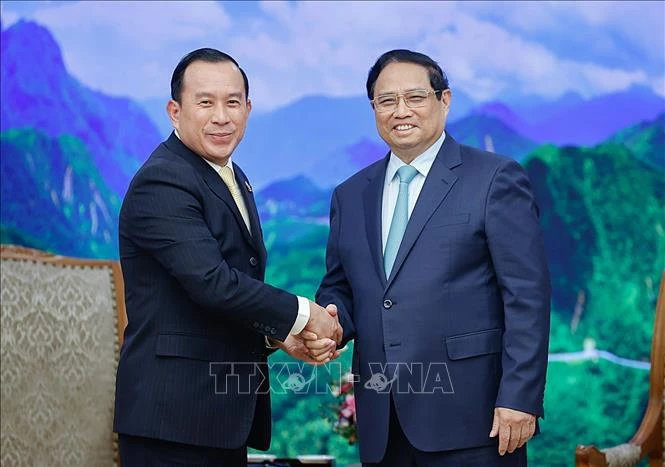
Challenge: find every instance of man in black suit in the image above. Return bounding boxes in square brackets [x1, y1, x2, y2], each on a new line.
[113, 48, 340, 466]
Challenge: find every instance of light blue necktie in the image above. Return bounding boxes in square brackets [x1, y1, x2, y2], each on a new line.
[384, 165, 419, 278]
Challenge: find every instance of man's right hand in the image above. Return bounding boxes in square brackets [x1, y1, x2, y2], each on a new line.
[299, 302, 342, 359]
[303, 301, 341, 342]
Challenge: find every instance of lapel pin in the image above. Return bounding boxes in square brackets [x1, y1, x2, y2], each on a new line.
[244, 180, 253, 193]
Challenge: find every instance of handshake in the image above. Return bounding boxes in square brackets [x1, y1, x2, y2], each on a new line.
[277, 301, 344, 365]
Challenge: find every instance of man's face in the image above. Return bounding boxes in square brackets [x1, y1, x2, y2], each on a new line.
[372, 61, 451, 163]
[168, 60, 251, 166]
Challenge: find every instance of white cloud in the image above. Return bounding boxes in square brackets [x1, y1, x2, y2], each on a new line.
[4, 1, 231, 100]
[420, 12, 655, 101]
[462, 1, 664, 68]
[553, 1, 664, 61]
[574, 63, 648, 94]
[33, 1, 230, 49]
[2, 0, 661, 108]
[0, 4, 20, 29]
[231, 1, 659, 108]
[418, 14, 562, 99]
[231, 1, 463, 109]
[651, 75, 665, 97]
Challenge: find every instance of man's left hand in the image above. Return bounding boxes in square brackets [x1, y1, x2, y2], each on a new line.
[489, 407, 536, 455]
[277, 334, 339, 365]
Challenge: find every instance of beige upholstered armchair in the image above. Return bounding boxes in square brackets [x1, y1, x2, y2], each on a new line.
[1, 245, 127, 466]
[576, 273, 664, 467]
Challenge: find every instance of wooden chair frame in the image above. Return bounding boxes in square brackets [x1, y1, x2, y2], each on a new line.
[576, 273, 664, 466]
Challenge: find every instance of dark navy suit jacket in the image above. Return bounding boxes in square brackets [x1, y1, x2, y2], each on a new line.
[317, 134, 551, 462]
[114, 133, 298, 450]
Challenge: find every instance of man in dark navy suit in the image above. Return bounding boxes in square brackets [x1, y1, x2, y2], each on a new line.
[311, 49, 551, 466]
[113, 48, 340, 466]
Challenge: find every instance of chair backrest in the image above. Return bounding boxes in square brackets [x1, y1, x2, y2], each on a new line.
[1, 245, 127, 466]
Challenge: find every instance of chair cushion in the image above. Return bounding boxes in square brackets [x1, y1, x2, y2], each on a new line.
[601, 443, 641, 467]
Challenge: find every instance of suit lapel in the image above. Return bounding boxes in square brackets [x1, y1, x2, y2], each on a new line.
[164, 133, 259, 253]
[363, 156, 390, 288]
[233, 164, 267, 264]
[386, 136, 462, 288]
[201, 166, 257, 250]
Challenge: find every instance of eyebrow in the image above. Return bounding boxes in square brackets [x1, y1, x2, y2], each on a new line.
[376, 88, 429, 96]
[193, 92, 244, 99]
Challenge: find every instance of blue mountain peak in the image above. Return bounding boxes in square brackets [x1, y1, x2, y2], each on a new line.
[471, 101, 523, 130]
[258, 175, 324, 203]
[1, 20, 68, 89]
[1, 20, 162, 196]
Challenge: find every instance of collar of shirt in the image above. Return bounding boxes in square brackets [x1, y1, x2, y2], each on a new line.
[381, 130, 447, 251]
[174, 129, 235, 177]
[384, 130, 446, 185]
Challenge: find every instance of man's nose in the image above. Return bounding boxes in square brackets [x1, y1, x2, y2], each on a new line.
[394, 96, 412, 117]
[211, 104, 230, 124]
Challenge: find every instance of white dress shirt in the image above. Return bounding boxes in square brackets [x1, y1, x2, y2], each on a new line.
[174, 130, 310, 336]
[382, 131, 447, 251]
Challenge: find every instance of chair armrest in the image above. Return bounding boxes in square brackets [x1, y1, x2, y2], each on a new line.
[576, 443, 642, 467]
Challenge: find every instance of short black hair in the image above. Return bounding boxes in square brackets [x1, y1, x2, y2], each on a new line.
[170, 48, 249, 102]
[366, 49, 449, 100]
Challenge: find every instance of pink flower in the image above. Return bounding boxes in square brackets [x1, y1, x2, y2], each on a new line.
[340, 382, 353, 394]
[327, 374, 358, 445]
[340, 395, 356, 419]
[345, 395, 355, 411]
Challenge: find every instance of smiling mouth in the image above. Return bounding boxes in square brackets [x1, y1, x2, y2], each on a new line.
[208, 132, 233, 140]
[394, 124, 415, 131]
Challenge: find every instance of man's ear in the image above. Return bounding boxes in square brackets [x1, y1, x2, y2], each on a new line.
[167, 99, 180, 129]
[442, 89, 452, 111]
[246, 98, 252, 116]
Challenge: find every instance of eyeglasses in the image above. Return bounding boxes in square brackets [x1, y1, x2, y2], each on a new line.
[371, 89, 441, 113]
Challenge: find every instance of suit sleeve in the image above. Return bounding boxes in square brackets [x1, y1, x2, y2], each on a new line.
[121, 162, 298, 341]
[485, 159, 551, 418]
[316, 188, 356, 346]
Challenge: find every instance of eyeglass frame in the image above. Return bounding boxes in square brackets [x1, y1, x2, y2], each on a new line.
[370, 88, 446, 113]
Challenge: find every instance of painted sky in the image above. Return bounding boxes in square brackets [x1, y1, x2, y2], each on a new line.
[1, 0, 663, 112]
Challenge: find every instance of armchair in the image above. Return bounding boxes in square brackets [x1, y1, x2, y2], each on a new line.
[575, 272, 664, 466]
[1, 245, 127, 466]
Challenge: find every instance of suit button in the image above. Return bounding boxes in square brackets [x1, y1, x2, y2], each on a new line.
[270, 328, 277, 335]
[249, 257, 258, 266]
[252, 322, 259, 328]
[383, 299, 393, 309]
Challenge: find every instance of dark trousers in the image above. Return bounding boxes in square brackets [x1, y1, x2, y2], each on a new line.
[363, 399, 527, 467]
[118, 433, 248, 467]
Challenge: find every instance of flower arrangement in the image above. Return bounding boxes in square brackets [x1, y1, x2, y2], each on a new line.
[326, 372, 358, 444]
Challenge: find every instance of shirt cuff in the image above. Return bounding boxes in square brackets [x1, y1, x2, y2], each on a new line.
[264, 337, 279, 349]
[289, 296, 311, 335]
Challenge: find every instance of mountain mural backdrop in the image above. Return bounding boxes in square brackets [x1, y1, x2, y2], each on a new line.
[1, 19, 664, 467]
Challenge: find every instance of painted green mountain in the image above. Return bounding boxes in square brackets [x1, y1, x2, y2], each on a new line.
[524, 141, 664, 359]
[607, 112, 665, 170]
[1, 128, 120, 258]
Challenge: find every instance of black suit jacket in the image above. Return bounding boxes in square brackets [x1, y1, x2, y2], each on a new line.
[113, 132, 298, 449]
